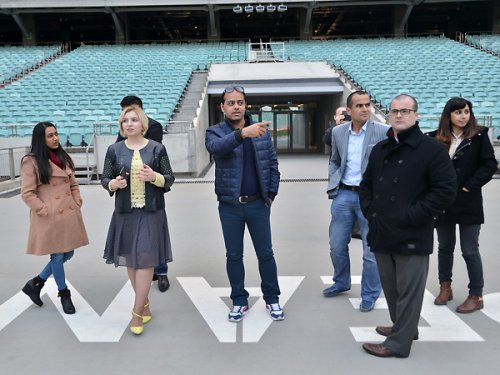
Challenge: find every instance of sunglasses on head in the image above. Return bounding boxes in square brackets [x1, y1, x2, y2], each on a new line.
[223, 86, 245, 94]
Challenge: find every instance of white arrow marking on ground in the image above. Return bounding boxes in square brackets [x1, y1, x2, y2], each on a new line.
[178, 276, 304, 343]
[0, 279, 134, 342]
[321, 276, 484, 342]
[482, 293, 500, 324]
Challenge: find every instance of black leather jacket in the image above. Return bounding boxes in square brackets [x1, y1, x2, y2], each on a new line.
[101, 140, 174, 213]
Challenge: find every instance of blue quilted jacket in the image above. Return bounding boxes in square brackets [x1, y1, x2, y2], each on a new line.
[205, 113, 280, 204]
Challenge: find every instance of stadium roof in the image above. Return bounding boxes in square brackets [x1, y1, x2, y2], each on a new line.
[0, 0, 487, 11]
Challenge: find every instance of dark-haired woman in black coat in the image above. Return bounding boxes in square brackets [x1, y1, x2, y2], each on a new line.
[428, 97, 497, 313]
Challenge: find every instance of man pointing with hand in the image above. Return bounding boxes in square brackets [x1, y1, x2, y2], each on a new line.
[205, 85, 284, 322]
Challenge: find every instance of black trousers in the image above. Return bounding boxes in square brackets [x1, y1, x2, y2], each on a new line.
[374, 252, 429, 357]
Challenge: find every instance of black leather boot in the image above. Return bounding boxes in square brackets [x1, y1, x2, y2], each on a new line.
[58, 288, 76, 314]
[22, 277, 45, 306]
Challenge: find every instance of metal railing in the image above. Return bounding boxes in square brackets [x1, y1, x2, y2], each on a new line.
[0, 123, 36, 137]
[93, 121, 118, 136]
[247, 42, 285, 62]
[0, 146, 29, 181]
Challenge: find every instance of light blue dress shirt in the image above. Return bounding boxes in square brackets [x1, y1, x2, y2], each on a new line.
[341, 122, 367, 186]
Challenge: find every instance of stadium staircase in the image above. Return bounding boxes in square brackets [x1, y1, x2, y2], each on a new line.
[168, 71, 208, 133]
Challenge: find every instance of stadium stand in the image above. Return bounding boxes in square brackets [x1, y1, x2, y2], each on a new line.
[465, 34, 500, 56]
[0, 41, 247, 143]
[1, 38, 499, 141]
[0, 45, 61, 86]
[283, 36, 500, 135]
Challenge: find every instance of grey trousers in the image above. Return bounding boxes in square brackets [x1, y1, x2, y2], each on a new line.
[374, 252, 429, 357]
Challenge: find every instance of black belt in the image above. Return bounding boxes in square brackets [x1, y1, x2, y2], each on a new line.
[239, 194, 260, 204]
[339, 182, 360, 192]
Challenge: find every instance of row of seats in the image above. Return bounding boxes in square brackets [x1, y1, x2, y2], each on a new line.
[465, 34, 500, 55]
[0, 45, 61, 84]
[283, 36, 500, 135]
[0, 42, 249, 139]
[1, 38, 499, 140]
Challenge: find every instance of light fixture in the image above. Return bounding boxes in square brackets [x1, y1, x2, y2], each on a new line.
[244, 4, 254, 13]
[267, 4, 276, 12]
[255, 4, 265, 13]
[277, 3, 287, 12]
[233, 4, 243, 13]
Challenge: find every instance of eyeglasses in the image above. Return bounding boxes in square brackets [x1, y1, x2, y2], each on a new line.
[223, 86, 245, 94]
[389, 108, 416, 116]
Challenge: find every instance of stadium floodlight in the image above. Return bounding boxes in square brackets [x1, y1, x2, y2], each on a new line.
[277, 4, 287, 12]
[267, 4, 276, 12]
[233, 5, 243, 13]
[244, 4, 254, 13]
[255, 4, 265, 13]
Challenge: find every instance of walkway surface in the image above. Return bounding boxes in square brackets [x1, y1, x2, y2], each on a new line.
[1, 154, 499, 374]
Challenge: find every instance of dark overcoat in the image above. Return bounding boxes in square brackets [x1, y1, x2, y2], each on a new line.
[359, 124, 457, 255]
[427, 127, 497, 224]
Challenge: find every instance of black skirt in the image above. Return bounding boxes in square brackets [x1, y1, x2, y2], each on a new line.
[104, 208, 172, 269]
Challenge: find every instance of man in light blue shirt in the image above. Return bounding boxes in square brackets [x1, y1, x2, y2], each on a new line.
[324, 91, 389, 312]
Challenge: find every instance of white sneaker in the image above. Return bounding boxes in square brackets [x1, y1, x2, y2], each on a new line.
[228, 305, 248, 322]
[266, 303, 285, 321]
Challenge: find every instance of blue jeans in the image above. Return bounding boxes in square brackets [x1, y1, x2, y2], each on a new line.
[218, 199, 280, 306]
[329, 189, 381, 302]
[39, 251, 74, 290]
[154, 263, 168, 275]
[436, 222, 483, 296]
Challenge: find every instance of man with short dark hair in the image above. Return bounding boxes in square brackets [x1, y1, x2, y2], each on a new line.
[324, 91, 388, 312]
[205, 85, 284, 322]
[117, 95, 170, 292]
[323, 106, 349, 147]
[359, 94, 456, 358]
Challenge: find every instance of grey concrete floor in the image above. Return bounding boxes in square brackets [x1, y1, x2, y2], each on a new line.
[1, 154, 499, 374]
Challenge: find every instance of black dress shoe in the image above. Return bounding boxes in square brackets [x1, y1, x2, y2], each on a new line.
[157, 275, 170, 292]
[362, 343, 401, 358]
[152, 274, 159, 282]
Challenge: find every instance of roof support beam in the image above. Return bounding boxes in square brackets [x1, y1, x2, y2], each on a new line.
[105, 7, 125, 43]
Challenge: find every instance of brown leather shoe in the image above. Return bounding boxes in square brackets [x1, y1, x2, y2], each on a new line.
[434, 281, 453, 305]
[362, 343, 399, 358]
[375, 326, 419, 340]
[456, 295, 483, 313]
[375, 326, 393, 337]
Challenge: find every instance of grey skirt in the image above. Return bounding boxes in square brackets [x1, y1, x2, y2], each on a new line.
[103, 208, 172, 269]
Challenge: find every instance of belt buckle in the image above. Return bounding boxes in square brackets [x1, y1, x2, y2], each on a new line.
[239, 195, 249, 204]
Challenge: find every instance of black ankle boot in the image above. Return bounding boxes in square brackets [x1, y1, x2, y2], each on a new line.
[22, 277, 45, 306]
[58, 288, 76, 314]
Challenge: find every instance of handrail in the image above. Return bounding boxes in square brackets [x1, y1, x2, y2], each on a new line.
[84, 132, 97, 183]
[0, 124, 35, 137]
[0, 146, 29, 181]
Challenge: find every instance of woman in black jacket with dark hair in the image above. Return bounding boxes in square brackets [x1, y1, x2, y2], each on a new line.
[428, 97, 497, 313]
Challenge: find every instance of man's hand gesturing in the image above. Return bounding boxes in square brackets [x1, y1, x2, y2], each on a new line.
[241, 121, 271, 138]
